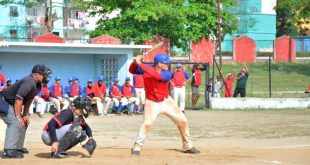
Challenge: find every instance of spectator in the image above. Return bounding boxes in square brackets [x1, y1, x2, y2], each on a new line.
[191, 64, 206, 107]
[213, 75, 222, 98]
[121, 77, 140, 115]
[82, 79, 93, 97]
[207, 78, 213, 98]
[233, 64, 249, 97]
[109, 78, 126, 115]
[29, 83, 50, 117]
[224, 68, 236, 97]
[305, 85, 310, 94]
[90, 75, 111, 116]
[67, 76, 82, 101]
[49, 76, 69, 112]
[171, 63, 190, 113]
[0, 64, 7, 89]
[133, 74, 145, 111]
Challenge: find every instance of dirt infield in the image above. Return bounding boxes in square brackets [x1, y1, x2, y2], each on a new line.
[1, 109, 310, 165]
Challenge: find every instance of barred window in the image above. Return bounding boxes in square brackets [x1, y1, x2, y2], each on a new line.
[10, 6, 18, 17]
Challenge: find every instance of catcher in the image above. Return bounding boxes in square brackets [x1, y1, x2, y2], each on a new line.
[41, 96, 96, 158]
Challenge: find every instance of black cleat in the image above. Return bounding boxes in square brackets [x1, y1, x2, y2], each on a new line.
[17, 148, 29, 154]
[2, 149, 24, 159]
[184, 147, 200, 154]
[131, 148, 140, 156]
[52, 151, 69, 159]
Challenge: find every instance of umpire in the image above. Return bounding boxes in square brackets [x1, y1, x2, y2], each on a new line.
[0, 64, 52, 159]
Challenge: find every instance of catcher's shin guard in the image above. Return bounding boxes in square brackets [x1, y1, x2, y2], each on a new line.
[53, 130, 87, 158]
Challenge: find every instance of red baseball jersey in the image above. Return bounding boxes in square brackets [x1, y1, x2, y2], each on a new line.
[52, 83, 62, 97]
[129, 63, 171, 102]
[109, 84, 121, 97]
[172, 71, 190, 87]
[121, 84, 135, 97]
[133, 74, 144, 88]
[91, 82, 107, 97]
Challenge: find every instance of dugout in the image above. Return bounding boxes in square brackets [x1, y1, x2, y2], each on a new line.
[0, 42, 151, 87]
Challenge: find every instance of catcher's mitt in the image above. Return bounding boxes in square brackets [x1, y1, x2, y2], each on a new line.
[82, 138, 97, 155]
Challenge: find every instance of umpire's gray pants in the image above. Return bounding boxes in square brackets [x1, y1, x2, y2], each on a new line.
[41, 124, 72, 146]
[0, 105, 27, 150]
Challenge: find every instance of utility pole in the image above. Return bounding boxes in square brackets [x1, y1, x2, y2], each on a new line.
[217, 0, 222, 70]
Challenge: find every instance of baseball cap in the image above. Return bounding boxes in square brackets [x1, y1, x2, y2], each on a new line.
[87, 79, 92, 83]
[176, 63, 182, 68]
[125, 77, 130, 81]
[98, 75, 105, 81]
[0, 64, 2, 69]
[72, 76, 79, 81]
[32, 64, 46, 75]
[113, 78, 119, 83]
[68, 77, 73, 82]
[55, 76, 61, 81]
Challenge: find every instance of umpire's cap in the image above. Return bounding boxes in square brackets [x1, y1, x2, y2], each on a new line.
[154, 53, 171, 65]
[32, 64, 52, 77]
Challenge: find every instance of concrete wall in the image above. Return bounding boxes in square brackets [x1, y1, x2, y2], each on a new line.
[211, 98, 310, 109]
[0, 51, 132, 87]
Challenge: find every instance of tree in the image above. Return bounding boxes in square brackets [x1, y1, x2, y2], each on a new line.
[84, 0, 238, 50]
[275, 0, 310, 36]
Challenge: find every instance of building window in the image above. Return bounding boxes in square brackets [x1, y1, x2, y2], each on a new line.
[10, 30, 17, 38]
[101, 59, 118, 86]
[10, 6, 18, 17]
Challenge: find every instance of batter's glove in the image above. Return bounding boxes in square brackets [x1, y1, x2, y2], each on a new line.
[82, 138, 97, 156]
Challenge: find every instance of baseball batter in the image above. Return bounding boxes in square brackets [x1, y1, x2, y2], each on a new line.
[129, 53, 200, 156]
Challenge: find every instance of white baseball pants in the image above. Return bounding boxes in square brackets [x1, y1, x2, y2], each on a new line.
[135, 88, 145, 104]
[173, 86, 186, 111]
[133, 97, 193, 152]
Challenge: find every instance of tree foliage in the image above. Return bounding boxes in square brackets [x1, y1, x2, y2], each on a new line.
[84, 0, 237, 49]
[275, 0, 310, 36]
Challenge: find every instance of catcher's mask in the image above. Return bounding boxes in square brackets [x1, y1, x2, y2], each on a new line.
[73, 96, 93, 118]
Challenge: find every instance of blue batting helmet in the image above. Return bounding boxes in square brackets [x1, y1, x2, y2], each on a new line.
[154, 53, 171, 65]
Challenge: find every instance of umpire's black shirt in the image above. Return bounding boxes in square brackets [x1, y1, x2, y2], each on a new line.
[0, 75, 41, 105]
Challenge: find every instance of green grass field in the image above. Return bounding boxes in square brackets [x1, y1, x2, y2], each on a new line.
[178, 62, 310, 107]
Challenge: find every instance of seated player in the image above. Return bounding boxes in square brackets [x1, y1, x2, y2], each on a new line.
[109, 78, 126, 115]
[29, 83, 50, 117]
[121, 77, 140, 115]
[89, 76, 112, 116]
[50, 76, 69, 112]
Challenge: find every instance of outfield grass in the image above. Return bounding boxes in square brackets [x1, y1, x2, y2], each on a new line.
[178, 62, 310, 107]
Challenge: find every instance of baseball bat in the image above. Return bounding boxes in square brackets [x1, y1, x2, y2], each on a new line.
[144, 41, 164, 55]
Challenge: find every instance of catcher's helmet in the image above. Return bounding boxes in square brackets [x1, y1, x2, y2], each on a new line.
[73, 96, 92, 118]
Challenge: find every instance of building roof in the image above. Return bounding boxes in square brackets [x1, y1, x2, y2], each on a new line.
[0, 42, 152, 54]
